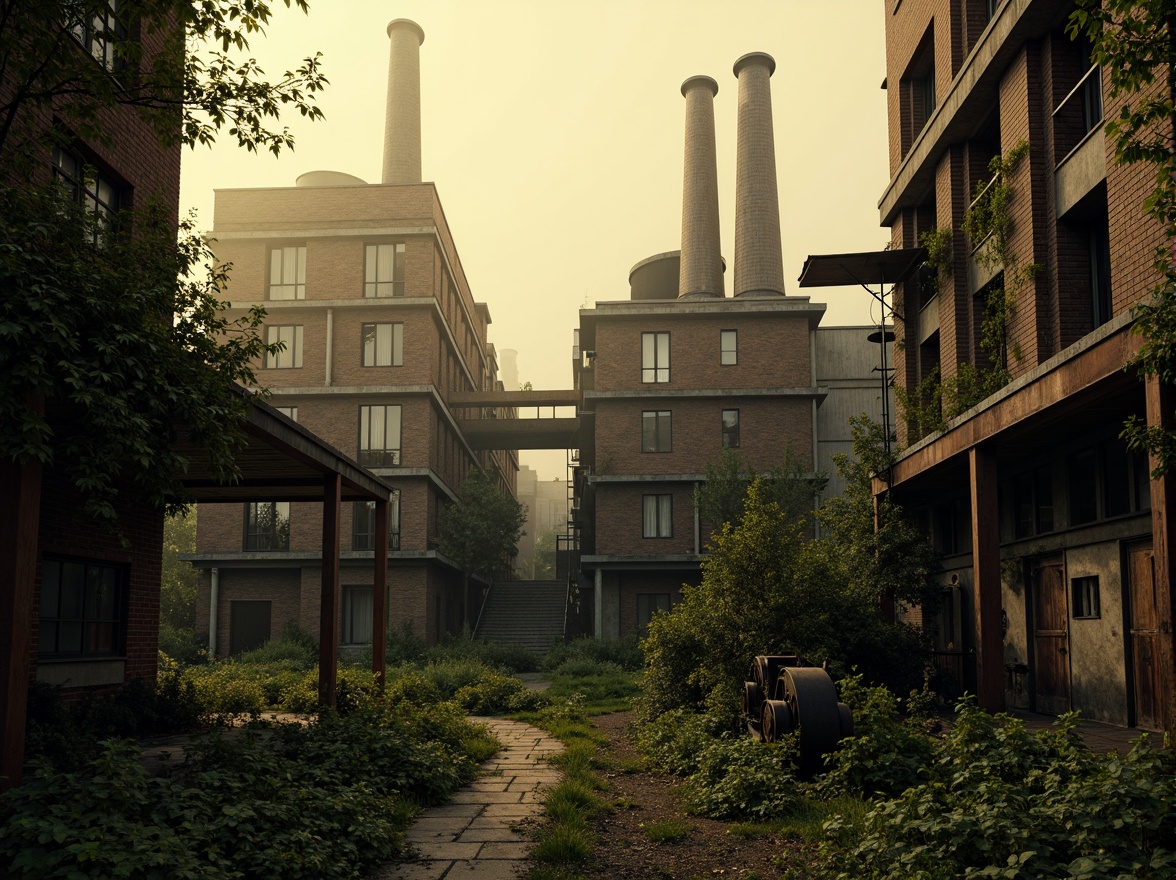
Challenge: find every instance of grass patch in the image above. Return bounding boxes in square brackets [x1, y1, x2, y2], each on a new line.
[531, 823, 595, 863]
[642, 818, 691, 843]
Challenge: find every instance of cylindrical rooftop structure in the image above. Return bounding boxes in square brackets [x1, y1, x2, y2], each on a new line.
[678, 75, 724, 299]
[381, 19, 425, 185]
[732, 52, 785, 297]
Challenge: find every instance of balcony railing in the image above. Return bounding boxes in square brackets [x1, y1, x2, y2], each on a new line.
[1052, 64, 1103, 165]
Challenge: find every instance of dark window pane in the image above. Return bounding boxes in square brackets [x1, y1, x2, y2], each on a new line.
[1069, 449, 1098, 525]
[58, 621, 84, 655]
[1035, 466, 1054, 534]
[60, 563, 85, 618]
[40, 561, 61, 619]
[1102, 440, 1130, 518]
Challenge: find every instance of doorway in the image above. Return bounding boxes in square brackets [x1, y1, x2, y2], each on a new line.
[1126, 541, 1161, 730]
[1031, 556, 1071, 715]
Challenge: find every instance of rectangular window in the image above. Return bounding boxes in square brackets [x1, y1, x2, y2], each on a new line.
[352, 491, 402, 551]
[69, 0, 127, 74]
[1089, 224, 1112, 329]
[641, 332, 670, 383]
[721, 409, 740, 448]
[1013, 466, 1053, 539]
[274, 406, 298, 421]
[269, 246, 306, 300]
[642, 494, 673, 538]
[52, 147, 121, 243]
[641, 410, 672, 453]
[38, 559, 123, 658]
[341, 586, 374, 645]
[1071, 575, 1101, 619]
[359, 405, 402, 467]
[362, 323, 404, 367]
[244, 501, 290, 551]
[720, 330, 738, 365]
[265, 325, 303, 369]
[364, 243, 406, 297]
[636, 593, 671, 636]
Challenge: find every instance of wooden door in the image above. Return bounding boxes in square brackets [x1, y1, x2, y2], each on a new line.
[1033, 558, 1071, 714]
[229, 600, 271, 656]
[1127, 542, 1161, 730]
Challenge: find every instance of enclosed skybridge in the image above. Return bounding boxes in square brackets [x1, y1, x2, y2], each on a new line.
[448, 389, 584, 451]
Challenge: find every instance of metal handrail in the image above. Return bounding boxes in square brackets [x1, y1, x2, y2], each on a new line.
[1051, 64, 1101, 120]
[473, 580, 492, 637]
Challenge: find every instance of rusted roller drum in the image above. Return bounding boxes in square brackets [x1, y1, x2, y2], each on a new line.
[742, 680, 764, 721]
[750, 656, 771, 695]
[761, 699, 794, 744]
[778, 666, 843, 776]
[837, 702, 854, 737]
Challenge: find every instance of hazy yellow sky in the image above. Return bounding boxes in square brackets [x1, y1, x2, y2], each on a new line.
[180, 0, 893, 479]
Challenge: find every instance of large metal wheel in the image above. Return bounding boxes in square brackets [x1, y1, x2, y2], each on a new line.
[761, 699, 793, 743]
[778, 666, 842, 776]
[742, 680, 764, 721]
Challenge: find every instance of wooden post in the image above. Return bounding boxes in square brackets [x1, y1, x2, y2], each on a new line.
[372, 497, 389, 691]
[1145, 375, 1176, 736]
[970, 446, 1005, 713]
[318, 475, 341, 708]
[0, 454, 43, 792]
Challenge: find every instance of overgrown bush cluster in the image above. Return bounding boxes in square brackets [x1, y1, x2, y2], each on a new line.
[3, 700, 497, 879]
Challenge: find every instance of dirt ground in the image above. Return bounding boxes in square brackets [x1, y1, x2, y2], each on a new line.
[577, 711, 821, 880]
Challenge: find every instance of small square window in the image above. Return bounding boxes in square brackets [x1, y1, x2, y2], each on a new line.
[720, 330, 737, 365]
[244, 502, 290, 551]
[1071, 576, 1100, 619]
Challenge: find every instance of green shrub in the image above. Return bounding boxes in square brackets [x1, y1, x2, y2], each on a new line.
[542, 636, 643, 672]
[823, 703, 1176, 879]
[454, 670, 547, 715]
[424, 635, 539, 673]
[636, 707, 729, 777]
[182, 662, 268, 719]
[681, 735, 799, 821]
[816, 676, 935, 799]
[158, 623, 206, 666]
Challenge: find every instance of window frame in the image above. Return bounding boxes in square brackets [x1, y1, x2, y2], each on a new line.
[721, 409, 740, 449]
[52, 146, 123, 244]
[641, 410, 672, 453]
[244, 501, 291, 551]
[341, 585, 374, 645]
[1071, 575, 1101, 620]
[364, 242, 406, 298]
[642, 493, 673, 539]
[358, 404, 402, 467]
[641, 331, 670, 383]
[720, 330, 738, 366]
[265, 325, 304, 369]
[361, 322, 404, 367]
[352, 491, 402, 551]
[38, 557, 126, 659]
[268, 245, 307, 300]
[68, 0, 129, 76]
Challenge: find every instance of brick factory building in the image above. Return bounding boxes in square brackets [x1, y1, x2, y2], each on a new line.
[574, 60, 891, 639]
[189, 20, 520, 654]
[851, 0, 1173, 732]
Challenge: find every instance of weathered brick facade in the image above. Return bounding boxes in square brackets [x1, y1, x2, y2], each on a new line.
[879, 0, 1175, 732]
[191, 178, 517, 654]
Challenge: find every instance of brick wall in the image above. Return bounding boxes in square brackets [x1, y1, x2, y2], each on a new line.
[594, 483, 698, 557]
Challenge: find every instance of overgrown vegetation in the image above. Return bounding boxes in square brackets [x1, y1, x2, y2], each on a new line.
[896, 143, 1036, 442]
[640, 417, 936, 723]
[1068, 1, 1176, 477]
[693, 446, 827, 536]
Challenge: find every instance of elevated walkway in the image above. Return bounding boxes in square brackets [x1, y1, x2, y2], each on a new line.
[475, 581, 566, 655]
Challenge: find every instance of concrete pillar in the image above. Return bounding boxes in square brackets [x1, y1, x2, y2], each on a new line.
[970, 446, 1005, 713]
[381, 19, 425, 185]
[733, 52, 785, 297]
[679, 75, 724, 298]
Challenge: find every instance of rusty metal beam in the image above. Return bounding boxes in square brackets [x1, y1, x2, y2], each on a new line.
[970, 446, 1004, 713]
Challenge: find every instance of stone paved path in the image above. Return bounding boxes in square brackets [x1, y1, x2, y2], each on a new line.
[370, 717, 564, 879]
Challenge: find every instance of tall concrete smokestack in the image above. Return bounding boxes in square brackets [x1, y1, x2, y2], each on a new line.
[732, 52, 785, 297]
[678, 75, 723, 299]
[381, 19, 425, 185]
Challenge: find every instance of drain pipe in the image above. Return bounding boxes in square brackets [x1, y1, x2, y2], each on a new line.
[207, 567, 219, 659]
[694, 481, 702, 555]
[325, 308, 334, 386]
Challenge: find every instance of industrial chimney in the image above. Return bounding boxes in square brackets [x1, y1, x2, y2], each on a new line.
[382, 19, 425, 185]
[732, 52, 785, 297]
[678, 75, 724, 299]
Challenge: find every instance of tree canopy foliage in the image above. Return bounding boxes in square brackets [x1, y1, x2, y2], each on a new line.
[693, 446, 826, 537]
[0, 1, 326, 528]
[0, 0, 327, 163]
[641, 417, 938, 723]
[436, 467, 527, 585]
[1068, 1, 1176, 475]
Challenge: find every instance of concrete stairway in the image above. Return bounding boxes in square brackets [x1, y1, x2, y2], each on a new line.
[475, 581, 566, 654]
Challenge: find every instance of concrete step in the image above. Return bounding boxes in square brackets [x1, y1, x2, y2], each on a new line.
[474, 581, 567, 653]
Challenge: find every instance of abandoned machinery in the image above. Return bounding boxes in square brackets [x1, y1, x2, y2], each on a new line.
[742, 654, 854, 776]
